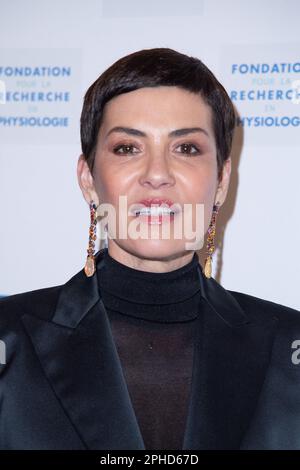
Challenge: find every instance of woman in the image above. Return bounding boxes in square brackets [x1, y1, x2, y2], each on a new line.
[0, 47, 300, 451]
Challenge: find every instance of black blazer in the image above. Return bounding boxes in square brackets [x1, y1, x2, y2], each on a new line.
[0, 248, 300, 450]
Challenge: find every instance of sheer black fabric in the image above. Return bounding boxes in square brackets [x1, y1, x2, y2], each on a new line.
[97, 249, 203, 450]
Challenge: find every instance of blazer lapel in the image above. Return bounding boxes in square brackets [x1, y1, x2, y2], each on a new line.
[21, 248, 278, 450]
[21, 249, 145, 450]
[182, 271, 279, 449]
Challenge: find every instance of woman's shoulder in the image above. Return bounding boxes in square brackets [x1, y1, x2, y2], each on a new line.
[227, 288, 300, 325]
[0, 284, 63, 329]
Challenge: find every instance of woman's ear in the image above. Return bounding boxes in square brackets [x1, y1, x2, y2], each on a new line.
[77, 154, 100, 205]
[214, 157, 231, 206]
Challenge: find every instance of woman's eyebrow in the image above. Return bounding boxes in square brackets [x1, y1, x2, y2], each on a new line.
[105, 126, 209, 138]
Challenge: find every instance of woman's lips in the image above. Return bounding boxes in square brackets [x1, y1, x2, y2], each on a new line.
[136, 211, 176, 225]
[131, 198, 181, 219]
[137, 198, 176, 208]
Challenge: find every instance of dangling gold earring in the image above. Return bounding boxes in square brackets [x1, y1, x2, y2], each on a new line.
[203, 201, 220, 279]
[84, 200, 97, 277]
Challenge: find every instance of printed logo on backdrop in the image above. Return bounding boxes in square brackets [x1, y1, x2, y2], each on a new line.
[220, 44, 300, 146]
[0, 49, 81, 144]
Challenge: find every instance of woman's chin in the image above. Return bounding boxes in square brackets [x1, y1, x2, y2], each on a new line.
[118, 239, 190, 261]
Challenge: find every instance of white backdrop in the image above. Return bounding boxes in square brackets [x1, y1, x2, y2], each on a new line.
[0, 0, 299, 310]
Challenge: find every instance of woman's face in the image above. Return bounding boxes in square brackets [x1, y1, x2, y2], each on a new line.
[78, 86, 231, 269]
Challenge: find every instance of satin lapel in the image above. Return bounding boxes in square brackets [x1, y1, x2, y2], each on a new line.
[21, 249, 145, 450]
[182, 267, 279, 450]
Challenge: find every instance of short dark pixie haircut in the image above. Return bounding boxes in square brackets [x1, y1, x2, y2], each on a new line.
[80, 47, 236, 181]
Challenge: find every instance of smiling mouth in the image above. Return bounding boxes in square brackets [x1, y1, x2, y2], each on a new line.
[134, 207, 177, 225]
[134, 207, 175, 217]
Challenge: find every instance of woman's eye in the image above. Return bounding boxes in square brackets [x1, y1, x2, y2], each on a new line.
[113, 144, 139, 155]
[112, 142, 201, 156]
[176, 143, 201, 155]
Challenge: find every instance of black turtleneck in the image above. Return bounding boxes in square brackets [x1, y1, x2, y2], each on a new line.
[97, 248, 203, 450]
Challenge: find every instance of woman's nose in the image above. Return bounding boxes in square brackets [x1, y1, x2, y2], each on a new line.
[138, 152, 176, 189]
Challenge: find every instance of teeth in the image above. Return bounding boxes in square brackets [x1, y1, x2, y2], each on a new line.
[135, 208, 175, 216]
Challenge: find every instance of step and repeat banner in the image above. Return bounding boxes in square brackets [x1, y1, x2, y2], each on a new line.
[0, 0, 299, 309]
